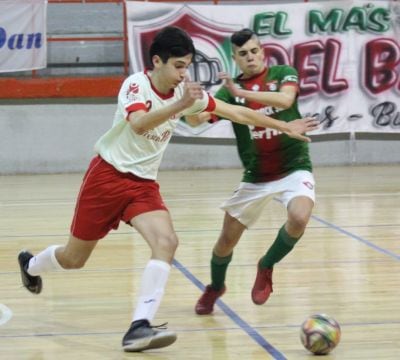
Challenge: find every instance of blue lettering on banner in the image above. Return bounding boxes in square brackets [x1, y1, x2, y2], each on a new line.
[0, 27, 42, 50]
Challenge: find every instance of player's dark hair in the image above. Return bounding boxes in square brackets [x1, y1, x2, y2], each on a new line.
[149, 26, 195, 63]
[231, 28, 256, 47]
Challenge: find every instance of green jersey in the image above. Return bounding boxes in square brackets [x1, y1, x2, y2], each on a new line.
[215, 65, 312, 183]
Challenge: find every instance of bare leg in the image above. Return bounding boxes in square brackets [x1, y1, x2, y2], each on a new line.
[286, 196, 314, 237]
[130, 210, 178, 263]
[19, 235, 98, 294]
[122, 210, 178, 351]
[213, 212, 246, 257]
[55, 235, 98, 269]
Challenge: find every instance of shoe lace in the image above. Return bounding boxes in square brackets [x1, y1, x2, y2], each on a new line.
[150, 322, 168, 330]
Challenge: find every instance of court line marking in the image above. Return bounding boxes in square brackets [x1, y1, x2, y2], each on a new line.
[173, 258, 287, 360]
[0, 304, 13, 326]
[0, 191, 398, 207]
[172, 211, 400, 359]
[0, 210, 398, 353]
[1, 319, 399, 339]
[0, 198, 398, 356]
[311, 214, 400, 261]
[0, 222, 398, 241]
[0, 256, 396, 277]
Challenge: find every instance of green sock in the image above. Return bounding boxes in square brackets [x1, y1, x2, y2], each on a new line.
[260, 225, 300, 269]
[210, 252, 232, 291]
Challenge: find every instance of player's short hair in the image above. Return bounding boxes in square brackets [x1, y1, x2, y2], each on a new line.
[149, 26, 195, 63]
[231, 28, 257, 47]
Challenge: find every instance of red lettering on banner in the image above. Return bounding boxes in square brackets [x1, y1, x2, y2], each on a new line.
[364, 38, 400, 94]
[293, 39, 348, 97]
[322, 39, 348, 94]
[263, 39, 348, 97]
[259, 38, 400, 97]
[293, 40, 324, 96]
[262, 44, 290, 66]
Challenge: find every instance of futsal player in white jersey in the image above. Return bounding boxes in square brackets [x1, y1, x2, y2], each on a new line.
[17, 26, 318, 352]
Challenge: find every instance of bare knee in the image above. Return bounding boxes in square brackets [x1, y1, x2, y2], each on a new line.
[287, 197, 313, 234]
[162, 232, 179, 251]
[57, 236, 97, 270]
[152, 233, 179, 259]
[287, 212, 310, 235]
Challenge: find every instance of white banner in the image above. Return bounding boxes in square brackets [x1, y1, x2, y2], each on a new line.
[126, 0, 400, 135]
[0, 0, 47, 73]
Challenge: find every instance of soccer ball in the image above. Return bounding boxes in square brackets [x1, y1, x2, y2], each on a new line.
[300, 314, 341, 355]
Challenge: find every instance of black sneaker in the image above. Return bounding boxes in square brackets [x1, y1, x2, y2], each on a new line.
[122, 319, 177, 352]
[18, 251, 42, 294]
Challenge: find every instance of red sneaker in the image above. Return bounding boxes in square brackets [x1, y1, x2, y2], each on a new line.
[251, 262, 273, 305]
[195, 285, 226, 315]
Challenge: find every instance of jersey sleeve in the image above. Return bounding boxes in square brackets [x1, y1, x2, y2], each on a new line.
[215, 85, 235, 103]
[181, 90, 216, 116]
[279, 66, 299, 91]
[118, 75, 148, 119]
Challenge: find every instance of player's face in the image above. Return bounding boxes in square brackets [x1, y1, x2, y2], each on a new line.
[153, 54, 193, 90]
[232, 37, 265, 78]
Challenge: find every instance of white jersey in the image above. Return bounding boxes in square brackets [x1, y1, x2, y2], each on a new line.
[95, 71, 215, 179]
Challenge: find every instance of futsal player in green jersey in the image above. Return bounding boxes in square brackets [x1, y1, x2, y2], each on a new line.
[191, 28, 316, 314]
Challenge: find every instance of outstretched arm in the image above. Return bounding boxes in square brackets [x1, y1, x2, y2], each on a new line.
[212, 98, 319, 142]
[220, 72, 297, 109]
[184, 112, 212, 127]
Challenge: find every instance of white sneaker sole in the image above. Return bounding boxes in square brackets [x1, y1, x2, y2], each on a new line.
[123, 331, 177, 352]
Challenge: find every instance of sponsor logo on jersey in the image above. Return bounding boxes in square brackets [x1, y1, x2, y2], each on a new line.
[128, 83, 139, 94]
[234, 96, 246, 104]
[255, 105, 284, 116]
[265, 80, 278, 91]
[126, 83, 141, 102]
[249, 125, 281, 140]
[142, 129, 171, 142]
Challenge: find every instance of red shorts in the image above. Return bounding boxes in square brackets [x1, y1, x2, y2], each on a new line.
[70, 156, 168, 241]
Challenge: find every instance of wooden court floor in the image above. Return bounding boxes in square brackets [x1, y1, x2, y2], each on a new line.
[0, 165, 399, 359]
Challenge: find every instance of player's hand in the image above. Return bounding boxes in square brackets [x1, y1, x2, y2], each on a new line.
[218, 72, 242, 97]
[181, 78, 204, 108]
[284, 117, 320, 142]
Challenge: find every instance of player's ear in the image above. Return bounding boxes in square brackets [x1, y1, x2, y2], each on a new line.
[152, 55, 162, 68]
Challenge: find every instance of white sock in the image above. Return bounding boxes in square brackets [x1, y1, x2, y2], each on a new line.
[27, 245, 65, 276]
[133, 259, 171, 323]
